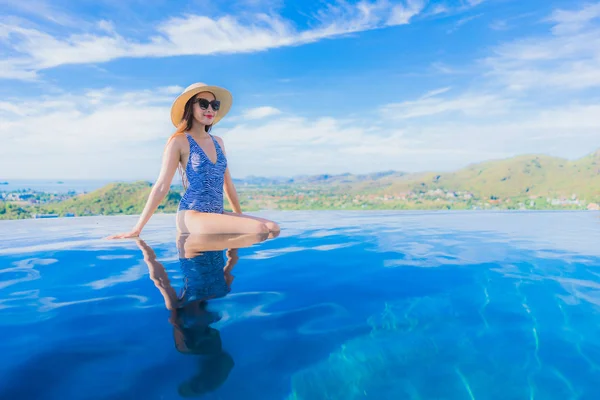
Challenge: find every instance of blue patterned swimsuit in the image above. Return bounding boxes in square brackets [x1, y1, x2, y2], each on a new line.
[178, 133, 227, 214]
[178, 250, 230, 306]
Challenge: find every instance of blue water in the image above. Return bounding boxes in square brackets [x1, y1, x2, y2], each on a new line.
[1, 211, 599, 399]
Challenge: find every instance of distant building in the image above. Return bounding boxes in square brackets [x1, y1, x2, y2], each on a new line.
[32, 214, 59, 219]
[587, 203, 600, 211]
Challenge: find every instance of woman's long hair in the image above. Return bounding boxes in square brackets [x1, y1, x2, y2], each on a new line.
[168, 93, 213, 190]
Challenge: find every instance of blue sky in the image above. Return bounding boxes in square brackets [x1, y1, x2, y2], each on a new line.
[1, 0, 599, 180]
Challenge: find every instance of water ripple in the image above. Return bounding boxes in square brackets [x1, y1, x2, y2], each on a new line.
[0, 258, 56, 290]
[1, 211, 600, 400]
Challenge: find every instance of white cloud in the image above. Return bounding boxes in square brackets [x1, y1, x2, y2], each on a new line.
[0, 0, 429, 80]
[2, 2, 600, 179]
[430, 62, 463, 74]
[219, 97, 600, 177]
[387, 0, 426, 25]
[485, 2, 600, 91]
[1, 83, 600, 179]
[0, 59, 38, 80]
[447, 13, 483, 33]
[380, 91, 512, 119]
[242, 106, 282, 119]
[489, 20, 508, 31]
[549, 2, 600, 35]
[0, 0, 82, 27]
[420, 86, 452, 98]
[0, 88, 176, 179]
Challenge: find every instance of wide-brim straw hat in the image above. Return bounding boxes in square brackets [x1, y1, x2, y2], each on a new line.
[170, 82, 233, 127]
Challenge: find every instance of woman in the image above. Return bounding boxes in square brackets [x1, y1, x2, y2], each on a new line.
[109, 82, 280, 239]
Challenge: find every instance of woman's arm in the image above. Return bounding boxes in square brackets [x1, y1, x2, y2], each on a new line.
[224, 248, 239, 287]
[216, 136, 242, 214]
[136, 239, 179, 310]
[108, 137, 182, 238]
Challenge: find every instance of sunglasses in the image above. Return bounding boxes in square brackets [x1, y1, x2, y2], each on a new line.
[194, 98, 220, 111]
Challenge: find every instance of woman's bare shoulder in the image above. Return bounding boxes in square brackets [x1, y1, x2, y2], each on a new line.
[167, 134, 189, 150]
[212, 135, 225, 146]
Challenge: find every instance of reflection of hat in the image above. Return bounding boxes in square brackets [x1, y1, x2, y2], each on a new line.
[170, 82, 233, 127]
[178, 351, 235, 397]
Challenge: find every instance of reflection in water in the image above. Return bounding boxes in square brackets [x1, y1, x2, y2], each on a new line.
[136, 232, 272, 397]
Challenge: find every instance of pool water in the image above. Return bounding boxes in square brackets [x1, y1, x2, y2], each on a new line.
[1, 211, 599, 399]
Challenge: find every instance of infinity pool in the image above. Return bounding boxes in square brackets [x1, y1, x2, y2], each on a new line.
[1, 211, 599, 399]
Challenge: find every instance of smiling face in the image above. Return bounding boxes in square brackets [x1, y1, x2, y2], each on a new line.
[192, 91, 219, 126]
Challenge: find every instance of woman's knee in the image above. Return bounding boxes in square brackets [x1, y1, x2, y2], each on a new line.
[265, 221, 280, 232]
[253, 222, 270, 234]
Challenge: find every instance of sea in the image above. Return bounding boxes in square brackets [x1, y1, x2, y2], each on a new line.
[0, 179, 121, 193]
[0, 211, 599, 399]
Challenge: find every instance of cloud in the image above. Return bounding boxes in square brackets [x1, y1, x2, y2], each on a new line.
[485, 2, 600, 91]
[0, 0, 81, 27]
[430, 62, 464, 74]
[2, 2, 599, 180]
[447, 13, 483, 33]
[219, 96, 600, 177]
[380, 91, 512, 119]
[489, 20, 508, 31]
[1, 0, 429, 80]
[242, 106, 282, 119]
[421, 86, 452, 98]
[2, 81, 599, 180]
[387, 0, 426, 25]
[0, 87, 177, 179]
[549, 2, 600, 34]
[489, 12, 537, 31]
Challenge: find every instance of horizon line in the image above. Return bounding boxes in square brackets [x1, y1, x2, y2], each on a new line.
[2, 146, 599, 182]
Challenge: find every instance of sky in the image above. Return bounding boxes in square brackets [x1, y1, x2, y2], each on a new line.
[1, 0, 599, 180]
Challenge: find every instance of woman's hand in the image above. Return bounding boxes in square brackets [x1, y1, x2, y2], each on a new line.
[106, 228, 141, 239]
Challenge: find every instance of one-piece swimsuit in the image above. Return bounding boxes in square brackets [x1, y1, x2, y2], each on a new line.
[178, 133, 227, 214]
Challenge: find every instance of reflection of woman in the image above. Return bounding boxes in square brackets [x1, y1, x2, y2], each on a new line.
[136, 233, 266, 397]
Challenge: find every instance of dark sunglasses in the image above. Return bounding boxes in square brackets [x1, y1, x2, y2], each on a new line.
[194, 98, 220, 111]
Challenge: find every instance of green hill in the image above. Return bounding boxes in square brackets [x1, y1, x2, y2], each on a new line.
[2, 149, 599, 220]
[38, 181, 181, 217]
[253, 148, 600, 200]
[378, 149, 600, 200]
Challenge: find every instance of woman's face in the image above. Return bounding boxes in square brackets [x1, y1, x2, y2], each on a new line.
[192, 91, 219, 126]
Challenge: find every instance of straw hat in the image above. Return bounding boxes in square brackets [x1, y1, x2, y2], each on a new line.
[170, 82, 233, 127]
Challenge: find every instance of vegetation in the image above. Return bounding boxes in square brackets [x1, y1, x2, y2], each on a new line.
[0, 202, 31, 219]
[393, 150, 600, 199]
[1, 149, 599, 220]
[39, 181, 180, 216]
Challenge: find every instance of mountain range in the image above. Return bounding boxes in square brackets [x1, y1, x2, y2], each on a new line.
[235, 149, 600, 200]
[2, 149, 599, 220]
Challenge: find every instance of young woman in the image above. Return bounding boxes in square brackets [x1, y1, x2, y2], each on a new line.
[109, 82, 280, 239]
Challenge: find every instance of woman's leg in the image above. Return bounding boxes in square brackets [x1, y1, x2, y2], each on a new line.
[223, 211, 280, 232]
[176, 232, 269, 257]
[177, 210, 270, 235]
